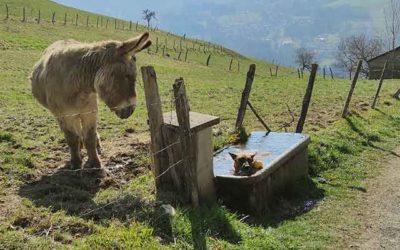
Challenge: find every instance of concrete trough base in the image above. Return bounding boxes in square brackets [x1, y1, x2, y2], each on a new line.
[213, 132, 310, 215]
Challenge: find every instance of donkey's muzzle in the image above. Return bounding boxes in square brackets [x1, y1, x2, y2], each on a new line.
[115, 105, 135, 119]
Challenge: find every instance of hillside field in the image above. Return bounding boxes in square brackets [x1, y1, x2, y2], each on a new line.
[0, 0, 399, 249]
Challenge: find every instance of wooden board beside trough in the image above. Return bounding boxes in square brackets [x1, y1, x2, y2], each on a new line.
[213, 132, 310, 215]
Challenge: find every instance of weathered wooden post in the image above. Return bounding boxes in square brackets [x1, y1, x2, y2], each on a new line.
[236, 64, 256, 129]
[275, 65, 279, 77]
[238, 61, 240, 72]
[297, 68, 301, 79]
[129, 20, 132, 31]
[329, 67, 334, 80]
[64, 13, 67, 25]
[155, 37, 159, 53]
[323, 67, 326, 80]
[96, 16, 99, 28]
[37, 10, 41, 24]
[229, 58, 233, 71]
[86, 15, 89, 27]
[162, 45, 166, 56]
[372, 60, 388, 108]
[135, 21, 138, 30]
[269, 67, 273, 77]
[342, 60, 363, 118]
[5, 4, 9, 20]
[296, 64, 318, 133]
[393, 89, 400, 99]
[177, 51, 182, 60]
[22, 7, 26, 22]
[184, 50, 189, 62]
[114, 18, 117, 29]
[206, 54, 211, 66]
[75, 13, 78, 26]
[51, 11, 55, 24]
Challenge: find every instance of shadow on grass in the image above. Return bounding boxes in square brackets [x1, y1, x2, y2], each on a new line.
[244, 177, 325, 228]
[344, 115, 400, 158]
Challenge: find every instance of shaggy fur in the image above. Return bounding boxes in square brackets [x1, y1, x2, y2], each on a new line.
[30, 32, 151, 169]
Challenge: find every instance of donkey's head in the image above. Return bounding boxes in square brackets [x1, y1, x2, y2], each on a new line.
[94, 32, 151, 119]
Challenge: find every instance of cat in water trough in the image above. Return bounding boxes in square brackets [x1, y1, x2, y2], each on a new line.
[30, 32, 151, 170]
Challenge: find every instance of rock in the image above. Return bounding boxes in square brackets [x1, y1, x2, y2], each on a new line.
[161, 204, 176, 216]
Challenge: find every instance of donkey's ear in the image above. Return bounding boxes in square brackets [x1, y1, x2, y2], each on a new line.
[229, 153, 237, 160]
[118, 32, 150, 55]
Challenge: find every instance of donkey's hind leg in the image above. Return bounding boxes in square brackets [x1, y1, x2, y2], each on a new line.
[81, 113, 101, 169]
[96, 131, 102, 155]
[58, 116, 82, 169]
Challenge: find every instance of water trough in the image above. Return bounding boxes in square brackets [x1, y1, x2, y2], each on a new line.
[213, 132, 310, 214]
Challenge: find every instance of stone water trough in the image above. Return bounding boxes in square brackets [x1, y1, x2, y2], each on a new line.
[213, 132, 310, 215]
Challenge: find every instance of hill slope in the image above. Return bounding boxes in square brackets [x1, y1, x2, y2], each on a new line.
[0, 0, 399, 249]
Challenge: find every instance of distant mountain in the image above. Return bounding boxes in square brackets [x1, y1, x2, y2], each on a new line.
[54, 0, 387, 67]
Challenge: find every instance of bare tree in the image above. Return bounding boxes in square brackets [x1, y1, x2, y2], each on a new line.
[142, 9, 156, 29]
[385, 0, 400, 50]
[295, 48, 316, 71]
[335, 34, 383, 78]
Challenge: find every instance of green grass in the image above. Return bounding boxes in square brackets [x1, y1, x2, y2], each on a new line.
[0, 0, 400, 249]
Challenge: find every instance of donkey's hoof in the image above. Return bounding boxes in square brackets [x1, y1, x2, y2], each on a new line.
[84, 159, 101, 169]
[70, 158, 82, 169]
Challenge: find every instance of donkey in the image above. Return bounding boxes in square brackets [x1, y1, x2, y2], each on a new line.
[30, 32, 151, 170]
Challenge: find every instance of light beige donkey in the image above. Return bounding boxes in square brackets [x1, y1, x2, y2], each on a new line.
[30, 32, 151, 169]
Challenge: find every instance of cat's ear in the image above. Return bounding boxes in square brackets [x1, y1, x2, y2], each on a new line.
[229, 152, 237, 160]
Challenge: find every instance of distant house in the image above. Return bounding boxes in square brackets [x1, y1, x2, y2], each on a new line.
[367, 47, 400, 79]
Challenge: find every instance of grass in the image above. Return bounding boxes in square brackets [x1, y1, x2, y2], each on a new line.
[0, 0, 400, 249]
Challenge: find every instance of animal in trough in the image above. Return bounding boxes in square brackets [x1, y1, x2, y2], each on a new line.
[229, 152, 263, 176]
[30, 32, 151, 170]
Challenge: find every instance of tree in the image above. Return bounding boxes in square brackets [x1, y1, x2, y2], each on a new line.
[335, 34, 383, 78]
[295, 48, 316, 71]
[384, 0, 400, 50]
[142, 9, 156, 29]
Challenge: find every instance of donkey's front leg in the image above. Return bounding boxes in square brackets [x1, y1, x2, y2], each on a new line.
[58, 117, 82, 169]
[81, 113, 101, 169]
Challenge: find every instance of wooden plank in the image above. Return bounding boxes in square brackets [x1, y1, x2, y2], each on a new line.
[141, 66, 169, 191]
[296, 63, 318, 133]
[173, 78, 199, 207]
[235, 64, 256, 129]
[342, 60, 363, 118]
[163, 111, 220, 132]
[372, 60, 388, 108]
[246, 101, 271, 133]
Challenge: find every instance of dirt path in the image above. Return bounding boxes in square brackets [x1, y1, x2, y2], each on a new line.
[351, 147, 400, 250]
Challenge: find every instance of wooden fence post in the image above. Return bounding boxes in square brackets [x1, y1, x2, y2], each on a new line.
[329, 67, 334, 80]
[185, 50, 189, 62]
[86, 15, 89, 26]
[246, 101, 271, 132]
[135, 21, 138, 30]
[229, 58, 233, 71]
[372, 60, 388, 108]
[296, 64, 318, 133]
[5, 4, 9, 20]
[297, 68, 301, 78]
[114, 18, 117, 29]
[64, 13, 67, 25]
[129, 20, 132, 31]
[22, 7, 26, 22]
[106, 18, 109, 28]
[342, 60, 363, 118]
[38, 10, 41, 24]
[206, 54, 211, 66]
[101, 17, 103, 27]
[173, 78, 200, 207]
[237, 61, 240, 72]
[235, 64, 256, 129]
[52, 11, 55, 24]
[96, 16, 99, 28]
[323, 67, 326, 80]
[141, 66, 169, 195]
[75, 13, 78, 26]
[269, 67, 273, 77]
[178, 51, 182, 60]
[275, 65, 279, 77]
[393, 89, 400, 99]
[301, 69, 304, 78]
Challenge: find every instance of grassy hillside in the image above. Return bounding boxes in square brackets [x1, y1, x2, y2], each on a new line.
[0, 0, 399, 249]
